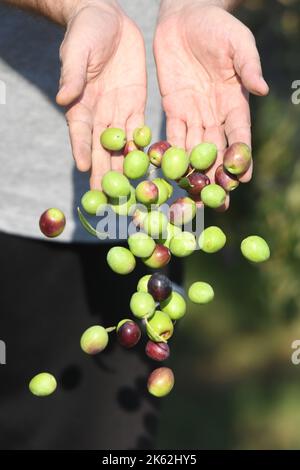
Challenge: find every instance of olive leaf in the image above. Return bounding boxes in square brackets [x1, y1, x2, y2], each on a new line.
[145, 318, 168, 344]
[77, 207, 104, 238]
[178, 176, 193, 190]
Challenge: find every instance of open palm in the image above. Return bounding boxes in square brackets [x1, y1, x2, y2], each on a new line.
[57, 4, 147, 189]
[154, 4, 268, 187]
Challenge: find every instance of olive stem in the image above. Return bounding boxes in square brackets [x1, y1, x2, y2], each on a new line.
[106, 326, 117, 333]
[145, 318, 167, 344]
[186, 167, 195, 178]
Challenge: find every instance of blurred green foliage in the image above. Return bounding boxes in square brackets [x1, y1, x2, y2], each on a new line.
[157, 0, 300, 449]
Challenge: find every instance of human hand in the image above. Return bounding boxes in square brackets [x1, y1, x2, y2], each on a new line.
[56, 0, 147, 188]
[154, 0, 269, 197]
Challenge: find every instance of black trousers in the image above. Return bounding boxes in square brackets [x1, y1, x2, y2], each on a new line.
[0, 232, 182, 450]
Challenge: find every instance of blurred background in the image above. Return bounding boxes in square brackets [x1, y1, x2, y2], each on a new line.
[157, 0, 300, 450]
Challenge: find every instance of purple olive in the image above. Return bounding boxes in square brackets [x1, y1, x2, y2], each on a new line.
[148, 272, 172, 302]
[117, 320, 141, 349]
[135, 181, 159, 205]
[142, 244, 171, 269]
[39, 208, 66, 238]
[148, 141, 171, 167]
[188, 172, 210, 196]
[132, 207, 148, 229]
[147, 367, 175, 397]
[215, 165, 239, 191]
[146, 341, 170, 362]
[124, 140, 139, 156]
[169, 197, 196, 226]
[223, 142, 252, 176]
[185, 172, 210, 197]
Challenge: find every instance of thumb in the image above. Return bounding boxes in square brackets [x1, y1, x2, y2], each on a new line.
[56, 44, 88, 106]
[233, 30, 269, 97]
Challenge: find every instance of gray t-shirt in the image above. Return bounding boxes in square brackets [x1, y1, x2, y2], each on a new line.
[0, 0, 166, 242]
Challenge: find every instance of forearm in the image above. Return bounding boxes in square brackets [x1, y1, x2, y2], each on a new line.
[159, 0, 243, 18]
[2, 0, 118, 25]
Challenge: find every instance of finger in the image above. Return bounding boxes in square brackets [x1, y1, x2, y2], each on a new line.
[90, 124, 111, 190]
[233, 31, 269, 97]
[67, 120, 92, 172]
[56, 44, 88, 107]
[206, 151, 224, 183]
[92, 93, 129, 186]
[238, 61, 269, 97]
[111, 155, 124, 173]
[238, 159, 253, 183]
[203, 125, 227, 151]
[225, 104, 253, 182]
[225, 94, 251, 145]
[66, 102, 93, 172]
[203, 125, 226, 182]
[108, 116, 127, 173]
[166, 117, 186, 148]
[126, 113, 144, 141]
[186, 122, 204, 153]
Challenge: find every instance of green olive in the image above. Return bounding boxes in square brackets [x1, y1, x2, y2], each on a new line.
[159, 223, 182, 248]
[152, 178, 170, 205]
[161, 147, 189, 180]
[188, 282, 214, 304]
[81, 190, 107, 215]
[190, 142, 217, 170]
[199, 226, 226, 253]
[110, 186, 136, 216]
[100, 128, 126, 151]
[107, 246, 136, 274]
[201, 184, 226, 209]
[146, 311, 174, 342]
[80, 325, 109, 354]
[29, 373, 57, 397]
[133, 126, 152, 147]
[160, 291, 186, 320]
[169, 231, 197, 257]
[130, 292, 156, 319]
[241, 235, 270, 263]
[137, 274, 152, 293]
[123, 150, 150, 179]
[102, 171, 131, 199]
[143, 211, 169, 239]
[128, 232, 156, 258]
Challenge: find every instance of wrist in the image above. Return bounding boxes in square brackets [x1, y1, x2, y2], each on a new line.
[62, 0, 119, 25]
[3, 0, 120, 25]
[159, 0, 238, 20]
